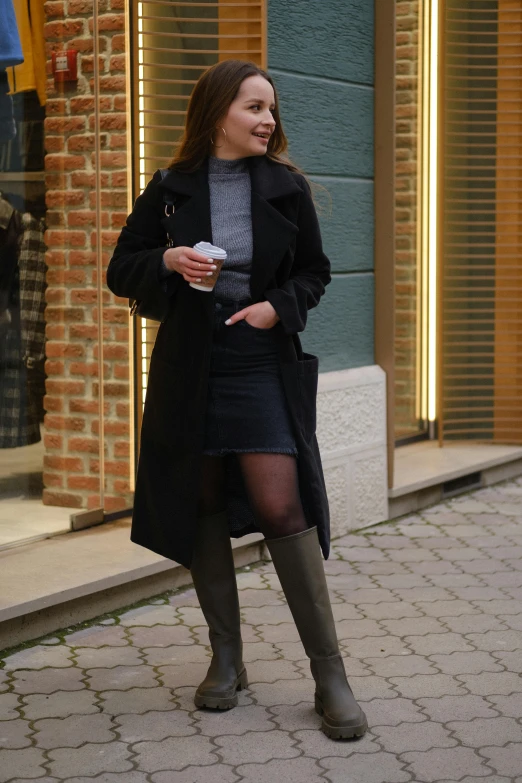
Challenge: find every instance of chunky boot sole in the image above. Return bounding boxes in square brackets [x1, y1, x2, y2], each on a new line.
[315, 694, 368, 739]
[194, 668, 248, 710]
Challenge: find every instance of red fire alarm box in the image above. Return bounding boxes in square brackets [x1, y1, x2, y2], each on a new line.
[51, 50, 78, 83]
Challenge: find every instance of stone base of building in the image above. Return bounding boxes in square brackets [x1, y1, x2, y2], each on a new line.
[316, 365, 388, 539]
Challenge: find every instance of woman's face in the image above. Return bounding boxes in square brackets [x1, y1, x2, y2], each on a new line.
[214, 74, 276, 159]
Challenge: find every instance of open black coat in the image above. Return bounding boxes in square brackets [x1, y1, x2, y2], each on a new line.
[107, 154, 332, 568]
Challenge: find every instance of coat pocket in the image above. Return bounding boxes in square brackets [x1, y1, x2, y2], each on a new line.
[280, 352, 319, 442]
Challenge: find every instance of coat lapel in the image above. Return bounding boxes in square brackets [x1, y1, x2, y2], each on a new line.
[248, 156, 302, 299]
[159, 155, 303, 299]
[160, 160, 213, 248]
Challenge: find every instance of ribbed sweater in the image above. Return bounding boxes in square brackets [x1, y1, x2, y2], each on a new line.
[208, 155, 252, 301]
[160, 155, 253, 301]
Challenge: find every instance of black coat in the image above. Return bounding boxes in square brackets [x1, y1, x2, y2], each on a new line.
[107, 154, 332, 568]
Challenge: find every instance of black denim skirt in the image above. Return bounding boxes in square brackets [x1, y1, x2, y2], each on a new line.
[203, 297, 298, 457]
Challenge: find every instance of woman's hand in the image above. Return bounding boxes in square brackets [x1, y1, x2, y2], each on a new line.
[225, 301, 280, 329]
[163, 246, 217, 284]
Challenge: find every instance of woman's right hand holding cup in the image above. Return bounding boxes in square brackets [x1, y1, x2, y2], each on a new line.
[163, 246, 217, 284]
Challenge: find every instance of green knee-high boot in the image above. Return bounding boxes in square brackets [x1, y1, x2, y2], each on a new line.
[266, 526, 368, 739]
[190, 511, 248, 709]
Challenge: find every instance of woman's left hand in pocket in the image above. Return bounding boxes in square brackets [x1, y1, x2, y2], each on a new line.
[225, 301, 280, 329]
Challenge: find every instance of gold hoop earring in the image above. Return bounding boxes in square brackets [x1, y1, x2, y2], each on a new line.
[211, 126, 227, 148]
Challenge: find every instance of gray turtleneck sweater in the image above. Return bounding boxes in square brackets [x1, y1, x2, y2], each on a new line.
[160, 155, 253, 302]
[208, 155, 253, 301]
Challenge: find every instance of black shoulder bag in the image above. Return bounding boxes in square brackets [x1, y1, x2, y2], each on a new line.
[129, 169, 176, 323]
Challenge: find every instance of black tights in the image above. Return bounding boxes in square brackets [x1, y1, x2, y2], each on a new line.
[197, 453, 308, 540]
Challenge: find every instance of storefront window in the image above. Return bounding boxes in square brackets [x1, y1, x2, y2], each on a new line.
[394, 0, 522, 446]
[0, 0, 133, 549]
[1, 0, 267, 550]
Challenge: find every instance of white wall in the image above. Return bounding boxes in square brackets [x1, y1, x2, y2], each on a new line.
[317, 365, 388, 539]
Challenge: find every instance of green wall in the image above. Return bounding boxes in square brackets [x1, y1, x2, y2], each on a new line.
[268, 0, 375, 371]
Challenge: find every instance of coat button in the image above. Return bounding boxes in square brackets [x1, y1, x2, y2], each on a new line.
[215, 302, 222, 310]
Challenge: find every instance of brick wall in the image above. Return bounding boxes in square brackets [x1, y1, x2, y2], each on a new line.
[395, 0, 420, 440]
[43, 0, 132, 511]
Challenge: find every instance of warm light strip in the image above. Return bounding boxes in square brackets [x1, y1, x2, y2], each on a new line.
[93, 0, 105, 507]
[137, 1, 148, 403]
[141, 321, 148, 400]
[418, 0, 430, 424]
[138, 3, 146, 192]
[427, 0, 439, 423]
[124, 0, 136, 489]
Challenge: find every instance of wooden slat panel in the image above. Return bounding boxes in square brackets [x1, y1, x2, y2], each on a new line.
[441, 0, 522, 443]
[493, 0, 522, 441]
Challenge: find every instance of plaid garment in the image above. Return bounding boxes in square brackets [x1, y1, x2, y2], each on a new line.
[19, 212, 47, 366]
[0, 209, 47, 447]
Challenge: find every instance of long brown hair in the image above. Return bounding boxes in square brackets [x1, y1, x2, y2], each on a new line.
[168, 59, 330, 213]
[168, 59, 299, 173]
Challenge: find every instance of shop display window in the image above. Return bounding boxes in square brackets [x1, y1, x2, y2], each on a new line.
[0, 0, 132, 548]
[0, 0, 266, 550]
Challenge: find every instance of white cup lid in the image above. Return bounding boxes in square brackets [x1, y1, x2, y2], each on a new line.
[193, 241, 227, 260]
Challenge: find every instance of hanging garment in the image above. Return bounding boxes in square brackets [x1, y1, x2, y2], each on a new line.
[0, 196, 22, 334]
[18, 212, 47, 362]
[1, 91, 45, 172]
[0, 70, 16, 143]
[0, 0, 24, 68]
[7, 0, 46, 106]
[0, 201, 47, 447]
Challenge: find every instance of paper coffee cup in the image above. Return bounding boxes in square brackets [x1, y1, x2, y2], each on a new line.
[189, 241, 227, 291]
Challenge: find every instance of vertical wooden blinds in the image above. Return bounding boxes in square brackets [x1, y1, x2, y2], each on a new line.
[440, 0, 522, 442]
[131, 0, 266, 424]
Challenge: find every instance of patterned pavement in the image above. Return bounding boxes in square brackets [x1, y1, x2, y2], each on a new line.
[1, 478, 522, 782]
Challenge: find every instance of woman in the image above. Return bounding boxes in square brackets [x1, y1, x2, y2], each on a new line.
[107, 59, 367, 740]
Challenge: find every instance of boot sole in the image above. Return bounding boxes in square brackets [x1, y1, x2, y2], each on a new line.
[315, 695, 368, 740]
[194, 669, 248, 710]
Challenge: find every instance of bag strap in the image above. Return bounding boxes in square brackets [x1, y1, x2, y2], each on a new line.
[129, 170, 175, 317]
[159, 168, 175, 212]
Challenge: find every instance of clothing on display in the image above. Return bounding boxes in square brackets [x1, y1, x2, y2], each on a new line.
[0, 194, 47, 447]
[0, 71, 17, 144]
[0, 195, 22, 335]
[0, 90, 45, 172]
[7, 0, 46, 107]
[0, 0, 46, 168]
[0, 0, 24, 69]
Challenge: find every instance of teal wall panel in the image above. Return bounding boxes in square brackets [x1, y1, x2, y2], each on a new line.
[268, 0, 374, 85]
[268, 0, 375, 371]
[301, 276, 375, 372]
[312, 178, 374, 273]
[271, 72, 373, 179]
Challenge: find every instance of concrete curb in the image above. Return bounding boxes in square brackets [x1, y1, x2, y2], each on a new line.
[0, 526, 266, 650]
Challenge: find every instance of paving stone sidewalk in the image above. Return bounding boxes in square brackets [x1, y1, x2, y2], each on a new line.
[1, 478, 522, 782]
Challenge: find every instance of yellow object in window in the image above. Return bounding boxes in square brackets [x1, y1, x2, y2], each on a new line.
[7, 0, 46, 106]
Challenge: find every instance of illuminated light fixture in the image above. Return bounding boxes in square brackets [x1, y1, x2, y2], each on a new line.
[418, 0, 439, 431]
[137, 2, 149, 402]
[141, 328, 148, 401]
[427, 0, 439, 426]
[138, 4, 145, 192]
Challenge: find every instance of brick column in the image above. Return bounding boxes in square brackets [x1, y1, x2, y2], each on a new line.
[43, 0, 132, 512]
[395, 0, 420, 439]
